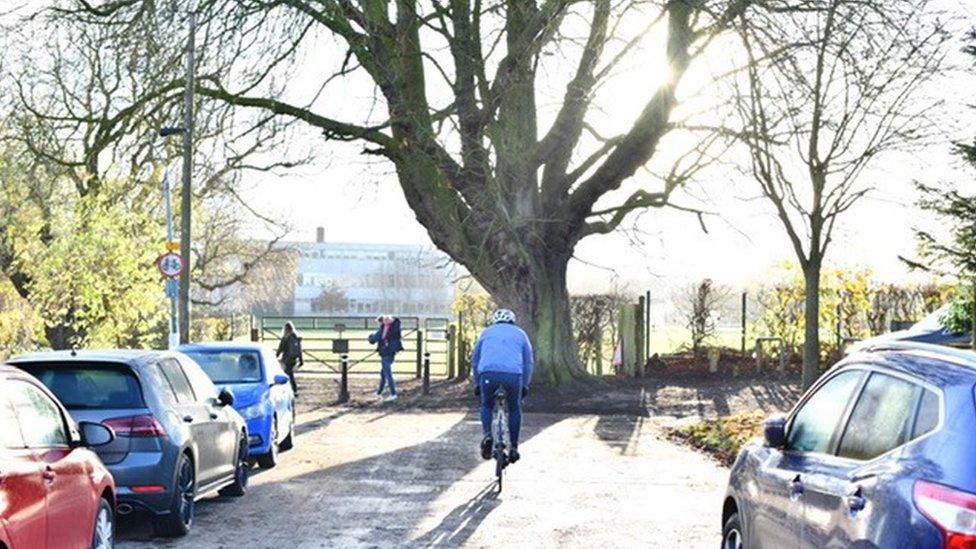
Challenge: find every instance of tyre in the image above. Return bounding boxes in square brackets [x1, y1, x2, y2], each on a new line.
[220, 434, 250, 497]
[279, 409, 295, 452]
[91, 497, 115, 549]
[154, 454, 195, 537]
[722, 512, 744, 549]
[256, 418, 279, 469]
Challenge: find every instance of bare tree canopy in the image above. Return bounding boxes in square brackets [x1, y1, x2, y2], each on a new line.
[731, 0, 949, 387]
[50, 0, 764, 383]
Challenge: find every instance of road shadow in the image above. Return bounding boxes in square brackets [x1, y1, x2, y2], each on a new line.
[117, 410, 562, 546]
[409, 483, 501, 546]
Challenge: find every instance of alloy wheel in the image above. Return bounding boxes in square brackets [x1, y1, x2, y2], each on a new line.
[724, 528, 742, 549]
[93, 503, 114, 549]
[177, 458, 196, 526]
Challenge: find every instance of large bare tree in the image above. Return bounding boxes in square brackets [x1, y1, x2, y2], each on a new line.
[732, 0, 949, 388]
[57, 0, 757, 383]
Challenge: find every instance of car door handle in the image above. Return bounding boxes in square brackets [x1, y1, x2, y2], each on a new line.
[183, 415, 194, 423]
[209, 413, 219, 420]
[42, 466, 56, 483]
[846, 486, 866, 513]
[788, 475, 804, 499]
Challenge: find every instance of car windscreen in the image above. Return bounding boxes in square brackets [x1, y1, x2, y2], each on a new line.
[182, 351, 263, 384]
[16, 362, 146, 409]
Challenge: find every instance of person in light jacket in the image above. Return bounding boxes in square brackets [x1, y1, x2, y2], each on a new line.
[369, 315, 403, 401]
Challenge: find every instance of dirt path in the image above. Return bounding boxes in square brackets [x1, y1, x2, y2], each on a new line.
[117, 406, 729, 548]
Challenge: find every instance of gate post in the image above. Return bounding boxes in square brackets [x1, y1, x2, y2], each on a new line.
[415, 330, 423, 379]
[338, 354, 350, 404]
[423, 352, 431, 395]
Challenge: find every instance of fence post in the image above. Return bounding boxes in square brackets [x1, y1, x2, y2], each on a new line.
[423, 352, 431, 395]
[415, 330, 423, 379]
[636, 295, 645, 378]
[778, 341, 786, 373]
[458, 336, 469, 380]
[741, 292, 747, 354]
[447, 325, 457, 379]
[339, 354, 350, 404]
[754, 339, 762, 373]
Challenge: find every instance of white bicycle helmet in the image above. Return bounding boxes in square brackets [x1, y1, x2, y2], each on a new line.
[491, 308, 517, 324]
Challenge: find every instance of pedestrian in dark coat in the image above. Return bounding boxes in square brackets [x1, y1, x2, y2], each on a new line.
[276, 321, 304, 394]
[368, 316, 403, 401]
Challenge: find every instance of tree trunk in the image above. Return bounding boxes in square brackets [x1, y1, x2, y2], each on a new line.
[45, 324, 83, 350]
[485, 254, 586, 386]
[802, 263, 822, 390]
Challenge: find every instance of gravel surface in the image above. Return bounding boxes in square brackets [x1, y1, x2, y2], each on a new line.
[117, 396, 731, 548]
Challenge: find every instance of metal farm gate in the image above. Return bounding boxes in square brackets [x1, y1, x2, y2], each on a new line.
[259, 316, 453, 377]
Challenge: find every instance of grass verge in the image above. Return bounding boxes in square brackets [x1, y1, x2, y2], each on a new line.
[669, 412, 767, 466]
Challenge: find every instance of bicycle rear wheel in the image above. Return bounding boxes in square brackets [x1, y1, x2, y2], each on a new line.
[492, 399, 507, 492]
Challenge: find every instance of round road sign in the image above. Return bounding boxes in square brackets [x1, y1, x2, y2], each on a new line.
[156, 252, 185, 279]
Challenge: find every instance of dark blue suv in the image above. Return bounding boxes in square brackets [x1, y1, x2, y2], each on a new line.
[723, 342, 976, 549]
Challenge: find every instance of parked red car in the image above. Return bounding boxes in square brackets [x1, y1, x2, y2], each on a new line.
[1, 364, 117, 549]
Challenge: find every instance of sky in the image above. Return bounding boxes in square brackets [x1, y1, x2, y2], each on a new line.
[233, 0, 976, 295]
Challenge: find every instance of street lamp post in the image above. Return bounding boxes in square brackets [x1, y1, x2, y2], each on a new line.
[178, 11, 197, 345]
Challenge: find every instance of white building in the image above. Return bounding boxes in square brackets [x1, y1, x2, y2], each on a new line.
[283, 228, 455, 318]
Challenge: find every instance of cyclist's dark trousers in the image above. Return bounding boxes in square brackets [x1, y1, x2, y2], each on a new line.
[479, 372, 523, 446]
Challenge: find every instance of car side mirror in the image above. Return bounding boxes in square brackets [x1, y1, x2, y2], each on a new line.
[218, 388, 235, 407]
[273, 374, 290, 386]
[79, 422, 115, 447]
[764, 414, 788, 449]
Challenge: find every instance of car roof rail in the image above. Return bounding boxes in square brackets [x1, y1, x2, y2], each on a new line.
[854, 340, 976, 364]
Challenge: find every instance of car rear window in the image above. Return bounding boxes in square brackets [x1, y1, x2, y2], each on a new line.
[182, 351, 263, 384]
[17, 362, 146, 409]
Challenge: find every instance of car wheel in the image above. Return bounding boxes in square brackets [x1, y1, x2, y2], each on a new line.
[220, 434, 250, 497]
[279, 409, 295, 452]
[91, 497, 114, 549]
[155, 454, 195, 537]
[722, 512, 744, 549]
[256, 418, 279, 469]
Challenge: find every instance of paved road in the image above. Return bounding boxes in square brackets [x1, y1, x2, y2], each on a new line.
[118, 407, 728, 548]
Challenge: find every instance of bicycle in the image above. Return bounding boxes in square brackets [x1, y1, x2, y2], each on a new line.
[491, 387, 510, 492]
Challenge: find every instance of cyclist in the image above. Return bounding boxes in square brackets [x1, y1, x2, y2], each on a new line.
[472, 308, 534, 464]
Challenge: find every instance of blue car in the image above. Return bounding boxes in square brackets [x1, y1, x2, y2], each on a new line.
[179, 343, 296, 468]
[723, 341, 976, 549]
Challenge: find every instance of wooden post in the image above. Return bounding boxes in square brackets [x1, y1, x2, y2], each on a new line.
[645, 290, 651, 360]
[447, 325, 457, 378]
[422, 352, 431, 395]
[636, 296, 645, 378]
[741, 292, 747, 354]
[338, 354, 349, 404]
[415, 330, 423, 379]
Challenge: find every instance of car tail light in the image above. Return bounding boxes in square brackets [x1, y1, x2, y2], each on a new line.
[914, 480, 976, 549]
[103, 414, 167, 438]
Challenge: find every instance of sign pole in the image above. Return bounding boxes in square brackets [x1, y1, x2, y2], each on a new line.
[164, 171, 179, 349]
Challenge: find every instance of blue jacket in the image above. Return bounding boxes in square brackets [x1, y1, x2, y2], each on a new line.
[472, 322, 534, 388]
